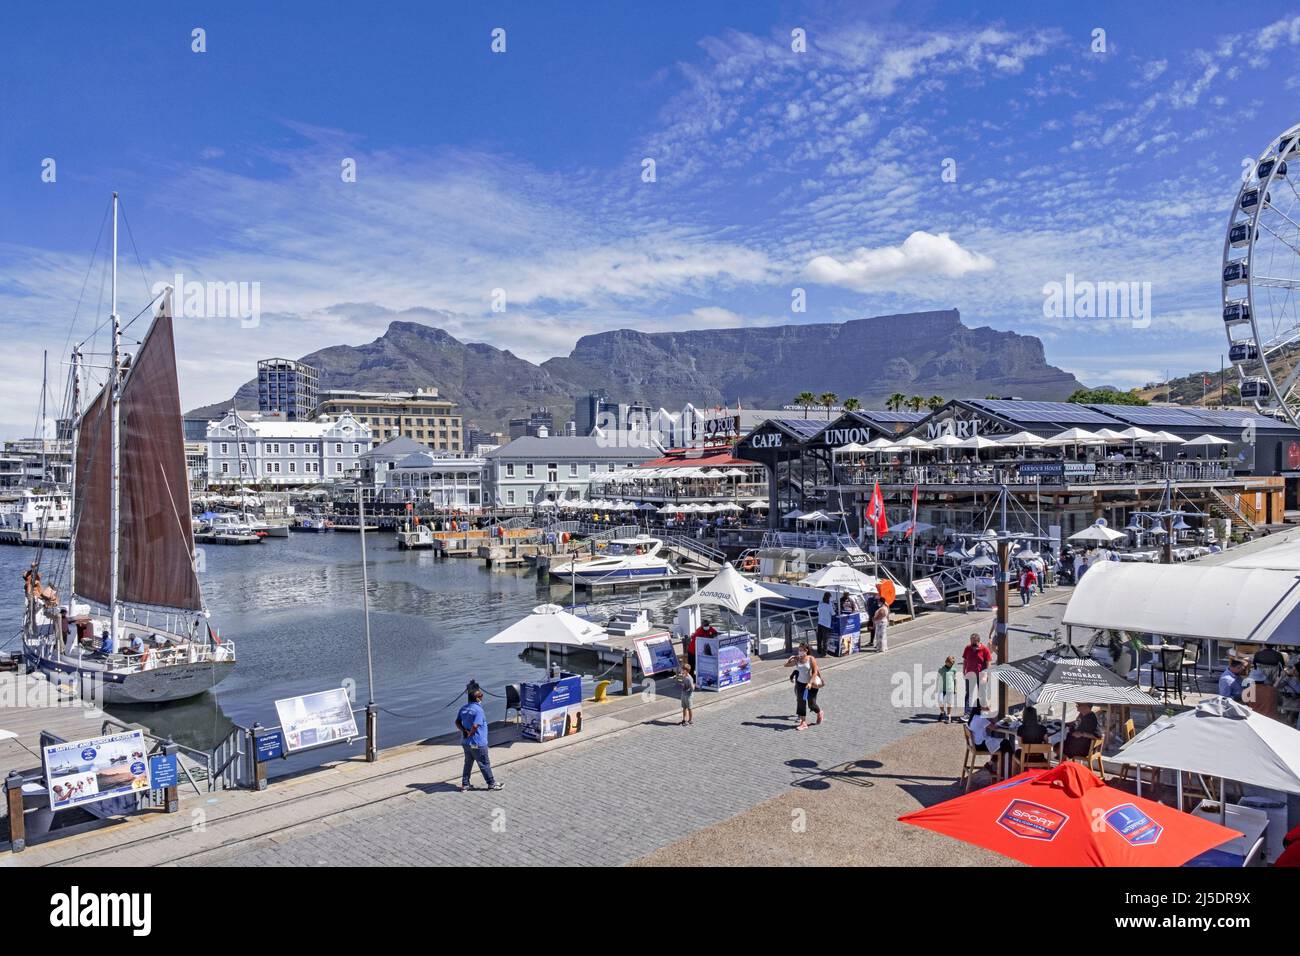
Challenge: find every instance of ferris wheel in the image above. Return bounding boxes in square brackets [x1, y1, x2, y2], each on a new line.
[1222, 121, 1300, 425]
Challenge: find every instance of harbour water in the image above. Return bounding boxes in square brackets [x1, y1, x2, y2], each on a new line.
[0, 532, 686, 776]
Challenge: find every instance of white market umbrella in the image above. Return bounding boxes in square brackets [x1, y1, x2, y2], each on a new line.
[1044, 428, 1104, 447]
[957, 434, 1003, 461]
[800, 560, 880, 592]
[638, 501, 659, 511]
[1149, 430, 1187, 445]
[716, 502, 742, 512]
[1093, 428, 1127, 443]
[797, 510, 832, 523]
[895, 436, 932, 450]
[889, 518, 935, 537]
[928, 433, 965, 462]
[835, 442, 873, 455]
[864, 437, 898, 451]
[1186, 433, 1232, 459]
[486, 603, 607, 674]
[1068, 520, 1127, 544]
[746, 500, 769, 510]
[782, 508, 804, 521]
[1000, 430, 1047, 448]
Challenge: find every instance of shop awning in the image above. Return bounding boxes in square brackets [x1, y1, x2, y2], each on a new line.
[1061, 559, 1300, 644]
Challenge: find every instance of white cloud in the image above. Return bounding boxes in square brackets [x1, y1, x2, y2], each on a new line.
[805, 231, 995, 292]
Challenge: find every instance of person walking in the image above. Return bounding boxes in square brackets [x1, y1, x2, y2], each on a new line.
[784, 642, 824, 730]
[455, 688, 502, 792]
[937, 655, 960, 723]
[1018, 565, 1036, 606]
[962, 632, 992, 719]
[677, 663, 695, 726]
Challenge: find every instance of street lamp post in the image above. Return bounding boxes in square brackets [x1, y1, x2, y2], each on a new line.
[354, 469, 378, 762]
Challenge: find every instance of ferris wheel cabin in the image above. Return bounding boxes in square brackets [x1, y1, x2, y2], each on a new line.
[1240, 378, 1272, 401]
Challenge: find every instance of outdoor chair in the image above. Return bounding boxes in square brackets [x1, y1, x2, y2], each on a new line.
[1116, 718, 1154, 787]
[1067, 737, 1106, 780]
[1013, 742, 1055, 775]
[504, 683, 522, 723]
[1179, 641, 1202, 688]
[1153, 647, 1185, 704]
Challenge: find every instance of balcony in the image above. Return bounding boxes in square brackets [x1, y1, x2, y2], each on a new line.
[828, 458, 1237, 488]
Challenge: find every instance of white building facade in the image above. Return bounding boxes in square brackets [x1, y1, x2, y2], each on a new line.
[485, 436, 657, 507]
[206, 410, 373, 488]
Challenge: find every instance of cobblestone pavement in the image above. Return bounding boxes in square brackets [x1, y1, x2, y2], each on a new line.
[195, 596, 1071, 866]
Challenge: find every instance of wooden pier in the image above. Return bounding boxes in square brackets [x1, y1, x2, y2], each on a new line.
[0, 530, 68, 549]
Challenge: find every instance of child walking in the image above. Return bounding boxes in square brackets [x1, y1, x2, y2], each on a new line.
[678, 663, 695, 726]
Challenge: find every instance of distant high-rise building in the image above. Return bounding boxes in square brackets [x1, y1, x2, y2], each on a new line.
[575, 390, 653, 436]
[257, 358, 320, 421]
[508, 407, 554, 439]
[314, 387, 462, 454]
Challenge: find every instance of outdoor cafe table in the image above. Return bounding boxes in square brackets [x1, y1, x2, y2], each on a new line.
[984, 719, 1064, 780]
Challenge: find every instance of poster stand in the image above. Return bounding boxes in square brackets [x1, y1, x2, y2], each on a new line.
[521, 673, 583, 741]
[696, 630, 752, 691]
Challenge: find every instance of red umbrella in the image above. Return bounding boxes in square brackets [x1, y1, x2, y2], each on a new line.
[899, 763, 1240, 867]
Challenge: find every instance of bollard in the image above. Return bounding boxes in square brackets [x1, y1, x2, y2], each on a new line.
[622, 652, 634, 696]
[250, 722, 269, 791]
[162, 740, 180, 813]
[366, 703, 379, 762]
[5, 771, 25, 852]
[784, 618, 793, 654]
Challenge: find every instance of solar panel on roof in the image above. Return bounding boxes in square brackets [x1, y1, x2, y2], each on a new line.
[967, 399, 1121, 425]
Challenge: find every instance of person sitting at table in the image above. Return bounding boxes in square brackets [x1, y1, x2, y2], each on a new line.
[968, 708, 1012, 772]
[1218, 658, 1247, 700]
[1017, 705, 1048, 745]
[1062, 703, 1102, 758]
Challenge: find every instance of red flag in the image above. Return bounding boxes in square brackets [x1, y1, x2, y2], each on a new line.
[866, 482, 889, 536]
[905, 483, 919, 537]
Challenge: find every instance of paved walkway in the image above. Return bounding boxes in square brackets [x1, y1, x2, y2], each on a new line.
[5, 588, 1072, 867]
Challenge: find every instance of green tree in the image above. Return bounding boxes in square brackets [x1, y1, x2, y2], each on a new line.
[887, 392, 907, 412]
[1067, 387, 1148, 406]
[843, 397, 862, 413]
[795, 391, 816, 418]
[926, 395, 944, 410]
[819, 392, 838, 418]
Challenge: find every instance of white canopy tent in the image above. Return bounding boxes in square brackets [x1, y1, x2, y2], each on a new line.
[1061, 559, 1300, 645]
[485, 603, 608, 674]
[678, 562, 784, 644]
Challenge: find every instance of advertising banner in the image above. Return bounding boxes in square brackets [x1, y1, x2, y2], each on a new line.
[913, 577, 944, 604]
[274, 687, 359, 753]
[633, 633, 679, 676]
[696, 630, 752, 691]
[521, 674, 583, 741]
[43, 729, 151, 811]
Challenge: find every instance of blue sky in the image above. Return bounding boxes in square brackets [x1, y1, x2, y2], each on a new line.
[3, 1, 1300, 434]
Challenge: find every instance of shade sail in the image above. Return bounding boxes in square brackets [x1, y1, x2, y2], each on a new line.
[484, 604, 607, 647]
[1061, 559, 1300, 644]
[899, 763, 1241, 867]
[1116, 697, 1300, 795]
[678, 563, 783, 614]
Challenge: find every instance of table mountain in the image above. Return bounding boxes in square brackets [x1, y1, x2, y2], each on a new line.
[188, 309, 1082, 428]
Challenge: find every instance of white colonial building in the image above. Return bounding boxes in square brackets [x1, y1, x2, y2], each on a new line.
[360, 436, 487, 507]
[206, 410, 373, 488]
[485, 435, 657, 507]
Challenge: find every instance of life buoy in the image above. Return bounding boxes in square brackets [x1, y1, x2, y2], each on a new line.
[561, 532, 570, 543]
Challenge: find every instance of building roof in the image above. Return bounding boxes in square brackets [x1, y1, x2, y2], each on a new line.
[208, 411, 370, 439]
[485, 436, 658, 459]
[637, 451, 754, 468]
[361, 435, 432, 459]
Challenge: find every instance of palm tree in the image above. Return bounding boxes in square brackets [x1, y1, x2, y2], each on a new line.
[843, 397, 861, 413]
[886, 392, 907, 412]
[795, 391, 816, 418]
[819, 392, 838, 418]
[926, 395, 944, 410]
[906, 395, 925, 412]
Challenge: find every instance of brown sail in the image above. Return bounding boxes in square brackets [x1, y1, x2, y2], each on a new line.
[71, 383, 112, 608]
[118, 306, 204, 611]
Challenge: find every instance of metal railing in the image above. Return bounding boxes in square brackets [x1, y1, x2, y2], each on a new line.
[99, 717, 216, 796]
[662, 534, 725, 567]
[831, 460, 1237, 487]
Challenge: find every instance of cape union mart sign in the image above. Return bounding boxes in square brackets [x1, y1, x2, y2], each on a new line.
[750, 432, 784, 449]
[822, 425, 876, 447]
[925, 417, 1002, 440]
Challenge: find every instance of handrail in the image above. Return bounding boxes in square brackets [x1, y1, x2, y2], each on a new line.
[662, 534, 725, 564]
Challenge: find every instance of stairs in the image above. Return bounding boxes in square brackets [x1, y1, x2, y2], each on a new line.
[1206, 488, 1259, 532]
[604, 608, 652, 637]
[662, 535, 725, 571]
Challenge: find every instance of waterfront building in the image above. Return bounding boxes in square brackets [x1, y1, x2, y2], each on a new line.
[590, 447, 768, 508]
[735, 399, 1298, 542]
[314, 387, 461, 452]
[257, 357, 320, 420]
[485, 435, 657, 507]
[185, 441, 207, 490]
[379, 452, 487, 508]
[206, 409, 372, 488]
[1, 437, 72, 485]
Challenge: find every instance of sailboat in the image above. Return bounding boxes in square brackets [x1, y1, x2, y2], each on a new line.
[21, 194, 236, 703]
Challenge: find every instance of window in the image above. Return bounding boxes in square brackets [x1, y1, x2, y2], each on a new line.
[288, 443, 296, 454]
[608, 463, 616, 472]
[569, 463, 578, 477]
[547, 463, 558, 482]
[335, 443, 343, 454]
[268, 443, 280, 455]
[353, 443, 360, 454]
[335, 462, 343, 473]
[527, 490, 535, 503]
[240, 463, 248, 475]
[506, 463, 515, 477]
[288, 462, 296, 473]
[220, 442, 229, 454]
[220, 463, 229, 475]
[526, 463, 535, 478]
[239, 443, 248, 454]
[507, 490, 516, 504]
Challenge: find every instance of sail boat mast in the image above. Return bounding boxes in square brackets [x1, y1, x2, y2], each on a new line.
[109, 192, 122, 646]
[68, 346, 80, 597]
